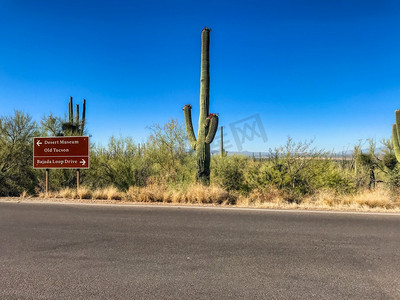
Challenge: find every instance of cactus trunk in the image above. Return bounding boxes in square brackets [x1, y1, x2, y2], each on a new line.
[196, 27, 210, 184]
[183, 28, 218, 185]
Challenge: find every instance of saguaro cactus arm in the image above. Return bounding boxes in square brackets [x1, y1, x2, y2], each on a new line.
[183, 104, 197, 150]
[392, 110, 400, 162]
[205, 114, 218, 144]
[80, 99, 86, 135]
[76, 104, 80, 125]
[69, 96, 73, 123]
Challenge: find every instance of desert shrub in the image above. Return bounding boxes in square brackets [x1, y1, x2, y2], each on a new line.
[242, 160, 262, 190]
[242, 138, 357, 202]
[0, 111, 38, 196]
[39, 113, 64, 137]
[211, 155, 249, 191]
[85, 120, 194, 190]
[34, 168, 79, 192]
[353, 139, 400, 192]
[244, 139, 325, 202]
[85, 136, 151, 190]
[380, 138, 397, 171]
[314, 163, 356, 194]
[146, 119, 195, 185]
[385, 166, 400, 191]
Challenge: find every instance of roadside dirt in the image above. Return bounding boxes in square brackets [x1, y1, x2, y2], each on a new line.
[1, 197, 400, 213]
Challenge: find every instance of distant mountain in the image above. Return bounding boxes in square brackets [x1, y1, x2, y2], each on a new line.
[211, 147, 387, 159]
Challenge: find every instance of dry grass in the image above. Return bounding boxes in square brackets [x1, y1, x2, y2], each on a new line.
[297, 188, 400, 211]
[58, 188, 77, 199]
[124, 185, 400, 211]
[29, 185, 400, 212]
[20, 190, 31, 199]
[93, 186, 122, 200]
[184, 184, 230, 204]
[126, 186, 175, 203]
[138, 185, 168, 202]
[77, 186, 92, 199]
[105, 186, 122, 200]
[124, 184, 232, 204]
[238, 187, 284, 207]
[303, 190, 351, 207]
[125, 186, 141, 202]
[350, 188, 400, 209]
[38, 191, 57, 198]
[92, 188, 107, 200]
[235, 187, 400, 212]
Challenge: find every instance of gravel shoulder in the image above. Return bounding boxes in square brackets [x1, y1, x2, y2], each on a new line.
[1, 197, 400, 214]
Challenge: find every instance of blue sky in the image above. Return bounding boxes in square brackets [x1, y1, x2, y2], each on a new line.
[1, 0, 399, 152]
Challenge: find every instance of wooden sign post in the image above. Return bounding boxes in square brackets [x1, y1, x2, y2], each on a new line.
[33, 136, 89, 193]
[45, 169, 49, 194]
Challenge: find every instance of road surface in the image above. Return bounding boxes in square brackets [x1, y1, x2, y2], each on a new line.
[0, 202, 399, 299]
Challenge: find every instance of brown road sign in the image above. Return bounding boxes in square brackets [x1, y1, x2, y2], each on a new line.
[33, 136, 89, 169]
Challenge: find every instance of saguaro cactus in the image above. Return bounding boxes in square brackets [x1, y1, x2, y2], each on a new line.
[392, 110, 400, 162]
[62, 96, 86, 136]
[183, 28, 218, 185]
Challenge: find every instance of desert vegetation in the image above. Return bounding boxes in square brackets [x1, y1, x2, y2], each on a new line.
[1, 29, 400, 211]
[1, 109, 400, 211]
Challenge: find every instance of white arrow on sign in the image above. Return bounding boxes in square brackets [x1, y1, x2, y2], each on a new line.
[80, 159, 86, 166]
[36, 140, 42, 147]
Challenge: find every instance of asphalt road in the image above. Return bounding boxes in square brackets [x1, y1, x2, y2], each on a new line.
[0, 202, 399, 299]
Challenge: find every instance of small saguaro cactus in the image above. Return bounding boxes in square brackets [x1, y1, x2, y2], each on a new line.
[220, 126, 224, 157]
[392, 110, 400, 162]
[183, 28, 219, 185]
[62, 96, 86, 136]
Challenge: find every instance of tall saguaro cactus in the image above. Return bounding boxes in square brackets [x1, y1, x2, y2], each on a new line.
[183, 28, 219, 185]
[62, 96, 86, 136]
[392, 110, 400, 162]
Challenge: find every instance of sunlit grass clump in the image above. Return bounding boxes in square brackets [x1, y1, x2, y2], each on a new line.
[77, 186, 92, 199]
[58, 188, 77, 199]
[92, 186, 122, 200]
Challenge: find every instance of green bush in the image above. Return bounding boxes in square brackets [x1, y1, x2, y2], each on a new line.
[84, 136, 151, 191]
[241, 139, 357, 202]
[84, 120, 194, 191]
[211, 155, 249, 191]
[0, 111, 38, 196]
